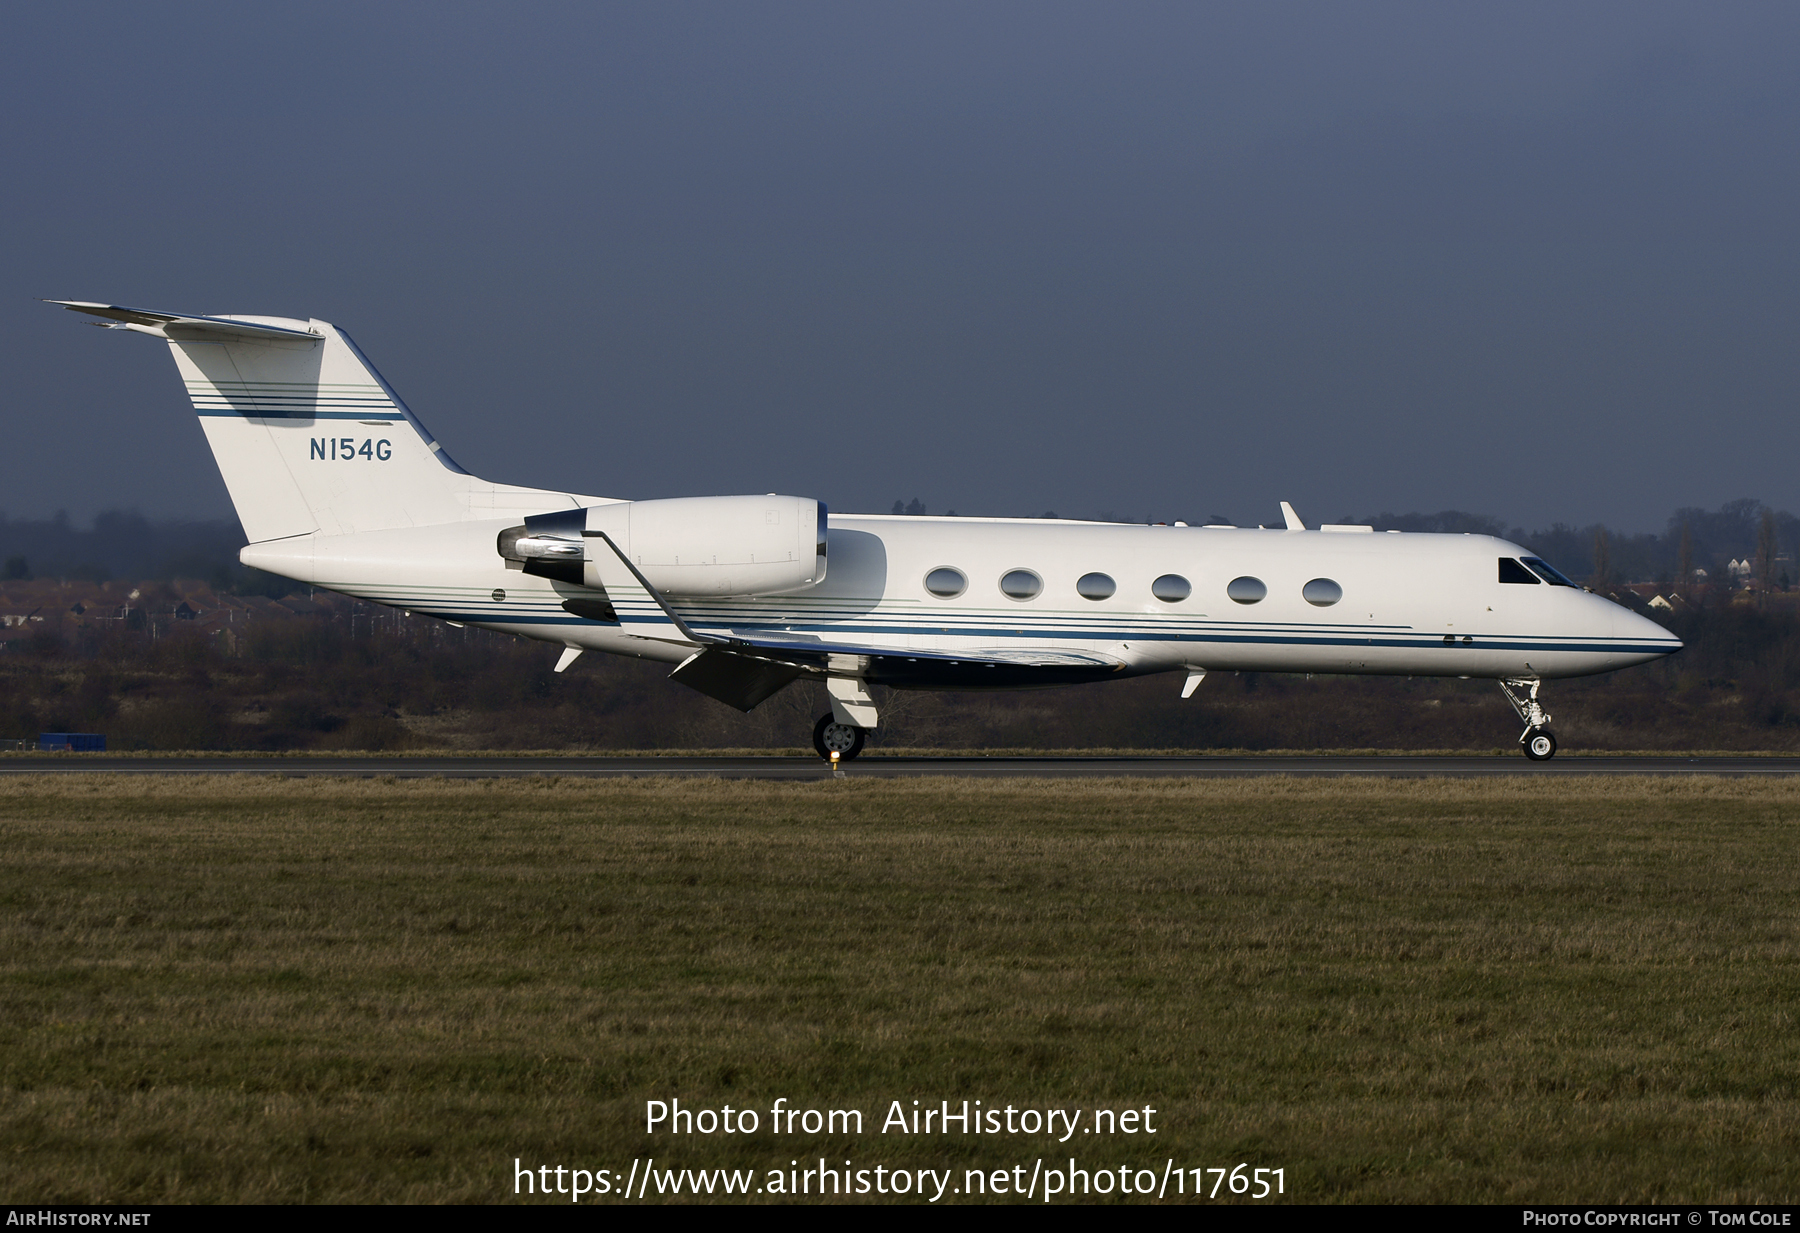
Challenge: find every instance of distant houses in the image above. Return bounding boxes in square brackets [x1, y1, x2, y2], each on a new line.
[0, 578, 367, 653]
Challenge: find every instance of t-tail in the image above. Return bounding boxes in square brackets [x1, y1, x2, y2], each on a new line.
[48, 301, 595, 542]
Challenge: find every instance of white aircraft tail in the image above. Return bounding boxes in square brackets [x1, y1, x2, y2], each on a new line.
[51, 302, 594, 542]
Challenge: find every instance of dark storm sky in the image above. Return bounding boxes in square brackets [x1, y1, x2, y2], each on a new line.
[5, 2, 1798, 532]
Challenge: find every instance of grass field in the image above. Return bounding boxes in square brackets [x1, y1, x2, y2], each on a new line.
[2, 774, 1798, 1204]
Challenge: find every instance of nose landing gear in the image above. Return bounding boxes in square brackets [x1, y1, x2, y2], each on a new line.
[1499, 678, 1557, 760]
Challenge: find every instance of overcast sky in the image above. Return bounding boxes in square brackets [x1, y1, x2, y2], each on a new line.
[5, 2, 1798, 533]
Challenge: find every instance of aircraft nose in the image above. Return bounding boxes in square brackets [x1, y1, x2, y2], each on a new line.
[1620, 604, 1682, 656]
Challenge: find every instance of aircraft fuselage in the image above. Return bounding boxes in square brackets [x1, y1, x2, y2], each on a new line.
[243, 512, 1678, 689]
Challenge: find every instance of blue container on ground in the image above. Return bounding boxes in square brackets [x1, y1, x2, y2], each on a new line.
[39, 733, 105, 752]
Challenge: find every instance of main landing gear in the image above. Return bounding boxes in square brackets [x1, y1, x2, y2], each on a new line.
[1499, 677, 1557, 761]
[813, 713, 867, 761]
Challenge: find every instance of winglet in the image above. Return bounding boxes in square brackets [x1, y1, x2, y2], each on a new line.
[1280, 501, 1306, 531]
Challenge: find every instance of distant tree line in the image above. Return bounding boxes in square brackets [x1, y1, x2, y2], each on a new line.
[872, 497, 1800, 589]
[1355, 499, 1800, 592]
[6, 498, 1800, 752]
[3, 589, 1800, 752]
[0, 510, 291, 595]
[11, 499, 1797, 593]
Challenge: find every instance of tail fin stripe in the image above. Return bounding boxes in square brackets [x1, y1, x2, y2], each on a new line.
[187, 378, 401, 417]
[193, 409, 406, 420]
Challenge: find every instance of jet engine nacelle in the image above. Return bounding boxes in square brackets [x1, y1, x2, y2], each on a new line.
[501, 495, 827, 597]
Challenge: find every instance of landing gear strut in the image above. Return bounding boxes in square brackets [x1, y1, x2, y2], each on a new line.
[1499, 677, 1557, 760]
[813, 713, 867, 761]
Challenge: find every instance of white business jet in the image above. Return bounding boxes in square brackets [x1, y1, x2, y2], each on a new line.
[52, 301, 1681, 760]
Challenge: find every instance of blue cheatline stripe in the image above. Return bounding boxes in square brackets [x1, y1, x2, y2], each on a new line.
[329, 587, 1678, 657]
[391, 610, 1677, 657]
[674, 608, 1430, 636]
[660, 615, 1672, 654]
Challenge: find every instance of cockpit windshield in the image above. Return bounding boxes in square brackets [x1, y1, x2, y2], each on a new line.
[1521, 557, 1578, 587]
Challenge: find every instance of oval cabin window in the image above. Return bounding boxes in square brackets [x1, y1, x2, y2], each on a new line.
[924, 567, 967, 599]
[1076, 572, 1116, 600]
[999, 569, 1043, 600]
[1227, 576, 1267, 604]
[1151, 574, 1191, 602]
[1302, 578, 1343, 607]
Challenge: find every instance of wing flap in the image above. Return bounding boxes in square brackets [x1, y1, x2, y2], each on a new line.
[669, 648, 805, 711]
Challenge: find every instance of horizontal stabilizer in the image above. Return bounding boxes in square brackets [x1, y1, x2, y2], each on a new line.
[46, 301, 324, 342]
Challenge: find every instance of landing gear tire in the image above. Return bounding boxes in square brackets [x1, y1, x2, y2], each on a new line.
[813, 714, 866, 761]
[1500, 679, 1558, 761]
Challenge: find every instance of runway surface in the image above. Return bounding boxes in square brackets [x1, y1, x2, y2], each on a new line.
[3, 754, 1799, 778]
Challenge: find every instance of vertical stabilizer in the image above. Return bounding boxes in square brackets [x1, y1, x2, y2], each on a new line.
[167, 317, 475, 540]
[49, 301, 601, 544]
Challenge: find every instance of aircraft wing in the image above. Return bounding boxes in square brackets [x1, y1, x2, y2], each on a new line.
[667, 633, 1127, 712]
[706, 632, 1126, 672]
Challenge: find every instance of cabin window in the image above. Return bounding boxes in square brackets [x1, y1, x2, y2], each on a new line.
[1000, 569, 1043, 600]
[924, 567, 967, 598]
[1077, 572, 1116, 600]
[1522, 557, 1578, 587]
[1152, 574, 1191, 602]
[1302, 578, 1343, 606]
[1226, 576, 1266, 604]
[1498, 558, 1541, 585]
